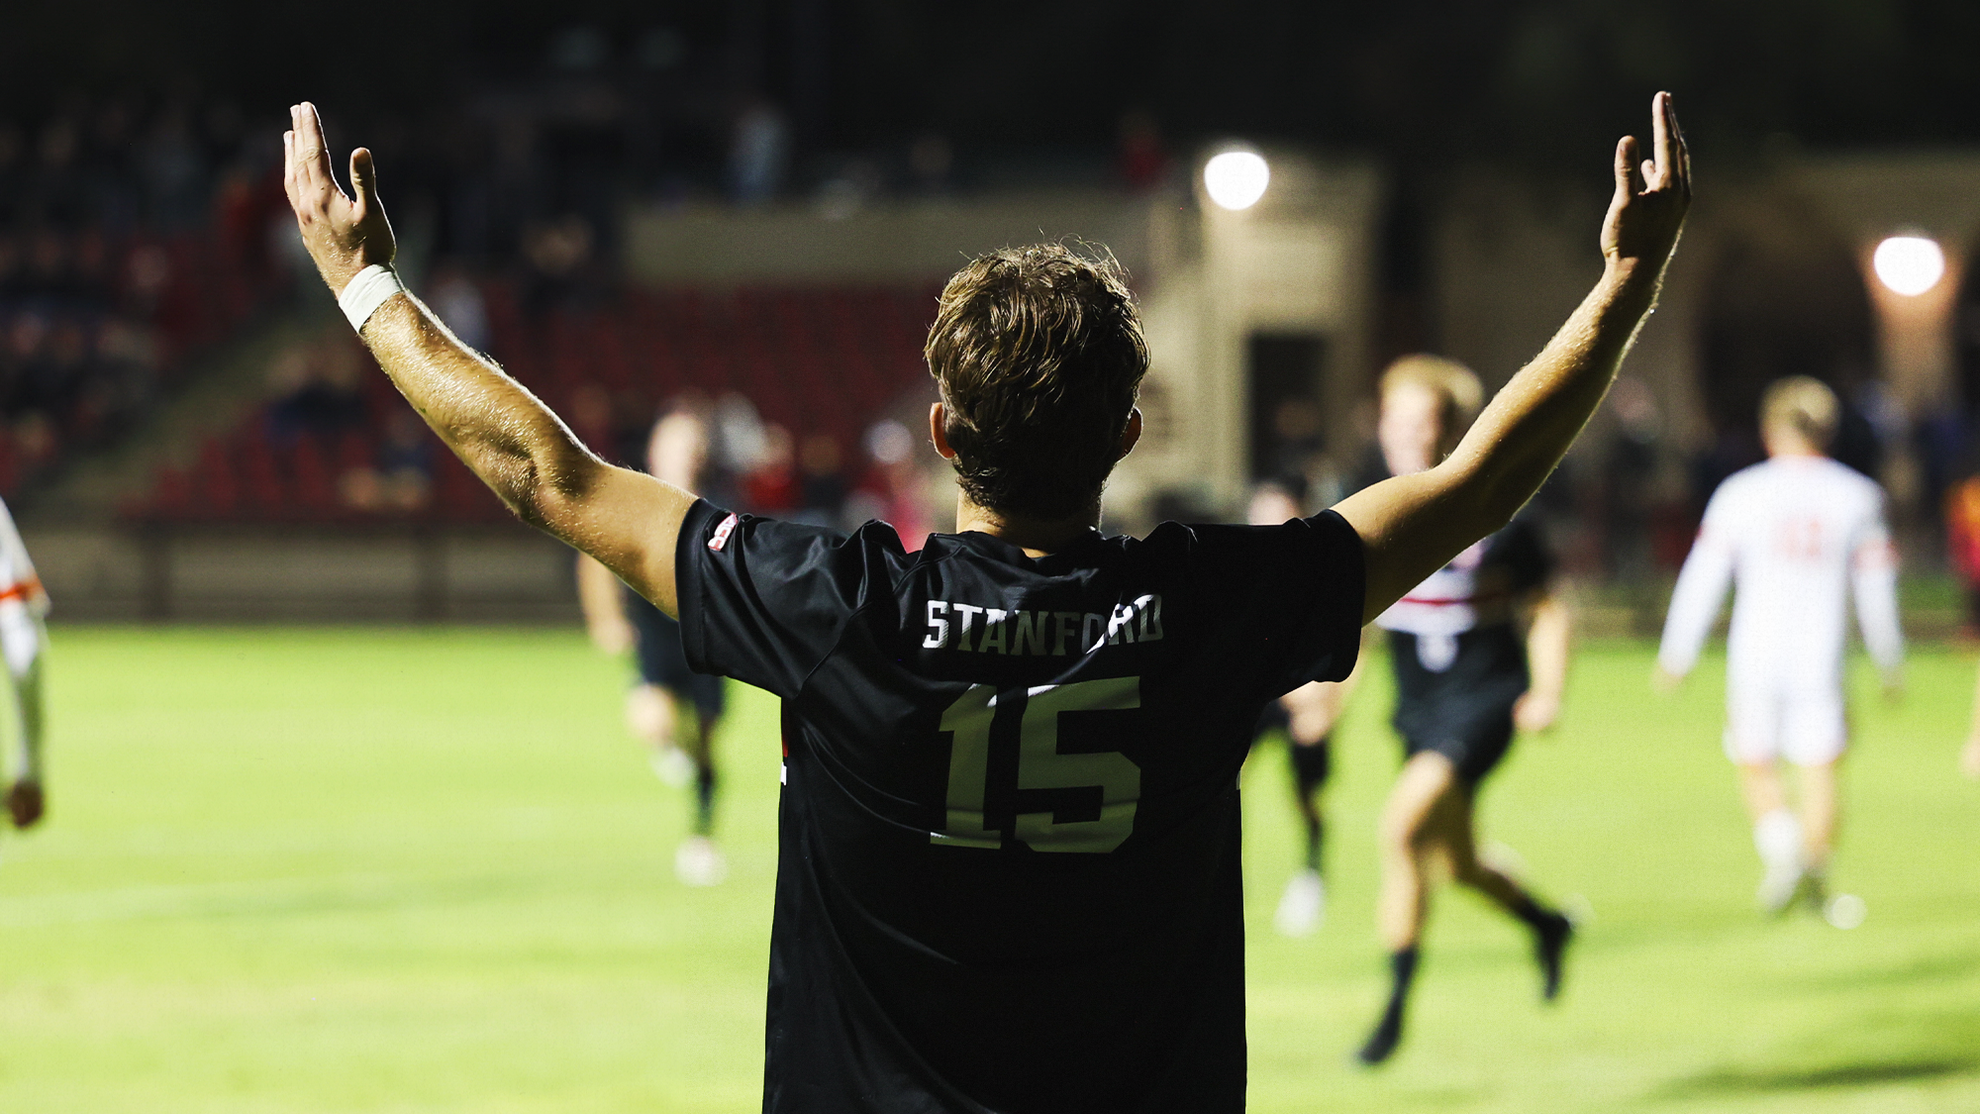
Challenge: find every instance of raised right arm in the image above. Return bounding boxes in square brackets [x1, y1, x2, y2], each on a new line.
[282, 103, 694, 617]
[1335, 92, 1691, 622]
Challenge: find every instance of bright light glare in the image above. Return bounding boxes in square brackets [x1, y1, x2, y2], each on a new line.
[1872, 235, 1945, 296]
[1203, 150, 1270, 211]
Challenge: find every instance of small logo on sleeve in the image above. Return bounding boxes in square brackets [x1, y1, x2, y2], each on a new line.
[708, 513, 740, 552]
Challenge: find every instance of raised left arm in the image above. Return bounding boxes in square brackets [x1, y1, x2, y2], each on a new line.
[282, 103, 696, 616]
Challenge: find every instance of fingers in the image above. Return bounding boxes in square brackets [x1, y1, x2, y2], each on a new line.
[1613, 135, 1642, 201]
[291, 102, 345, 200]
[350, 147, 378, 215]
[1649, 90, 1673, 188]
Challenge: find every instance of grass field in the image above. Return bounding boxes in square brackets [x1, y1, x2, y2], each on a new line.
[3, 627, 1978, 1112]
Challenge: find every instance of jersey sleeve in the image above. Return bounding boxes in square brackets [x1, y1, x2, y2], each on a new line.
[675, 499, 867, 700]
[1491, 517, 1555, 596]
[1188, 510, 1365, 699]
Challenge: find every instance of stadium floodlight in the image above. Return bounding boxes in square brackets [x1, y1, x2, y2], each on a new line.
[1872, 234, 1945, 297]
[1203, 149, 1270, 211]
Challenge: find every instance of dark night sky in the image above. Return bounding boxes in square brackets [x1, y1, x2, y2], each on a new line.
[5, 0, 1979, 169]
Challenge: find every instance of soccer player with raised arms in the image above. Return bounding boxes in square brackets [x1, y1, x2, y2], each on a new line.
[1656, 376, 1902, 919]
[281, 93, 1689, 1111]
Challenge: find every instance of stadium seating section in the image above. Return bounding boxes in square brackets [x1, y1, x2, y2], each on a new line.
[123, 281, 936, 524]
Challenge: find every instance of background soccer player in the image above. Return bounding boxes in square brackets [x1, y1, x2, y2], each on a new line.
[1247, 476, 1358, 936]
[1355, 355, 1577, 1067]
[1656, 376, 1902, 919]
[0, 497, 49, 831]
[279, 91, 1688, 1111]
[578, 407, 729, 885]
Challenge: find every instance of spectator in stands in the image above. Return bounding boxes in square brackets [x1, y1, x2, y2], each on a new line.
[843, 418, 933, 547]
[520, 213, 602, 316]
[266, 340, 367, 446]
[1116, 109, 1171, 192]
[374, 408, 436, 512]
[427, 262, 492, 354]
[728, 96, 788, 205]
[795, 432, 848, 528]
[737, 424, 797, 514]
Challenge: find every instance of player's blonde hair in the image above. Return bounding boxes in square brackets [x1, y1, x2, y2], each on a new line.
[1760, 376, 1840, 449]
[1380, 354, 1484, 437]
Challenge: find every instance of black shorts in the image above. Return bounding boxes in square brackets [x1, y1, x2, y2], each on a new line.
[1401, 710, 1514, 787]
[626, 587, 726, 722]
[1252, 698, 1291, 744]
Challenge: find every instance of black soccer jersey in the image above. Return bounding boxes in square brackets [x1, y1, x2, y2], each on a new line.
[675, 499, 1364, 1114]
[1374, 516, 1552, 747]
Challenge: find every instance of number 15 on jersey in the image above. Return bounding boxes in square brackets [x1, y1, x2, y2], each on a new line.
[932, 677, 1142, 854]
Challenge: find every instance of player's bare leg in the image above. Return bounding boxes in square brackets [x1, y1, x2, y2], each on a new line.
[1737, 759, 1804, 913]
[2, 612, 46, 830]
[1275, 736, 1331, 935]
[1360, 750, 1571, 1065]
[1794, 757, 1842, 912]
[1359, 752, 1454, 1065]
[1437, 785, 1574, 1001]
[628, 683, 694, 788]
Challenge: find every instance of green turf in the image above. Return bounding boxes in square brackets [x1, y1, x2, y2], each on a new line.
[3, 627, 1978, 1112]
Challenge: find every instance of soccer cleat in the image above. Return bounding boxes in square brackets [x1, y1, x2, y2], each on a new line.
[1533, 911, 1574, 1001]
[1354, 1007, 1405, 1067]
[1274, 869, 1326, 937]
[675, 836, 728, 887]
[1822, 892, 1867, 929]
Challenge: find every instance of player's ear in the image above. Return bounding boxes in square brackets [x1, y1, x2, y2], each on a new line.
[1117, 408, 1143, 461]
[929, 402, 958, 460]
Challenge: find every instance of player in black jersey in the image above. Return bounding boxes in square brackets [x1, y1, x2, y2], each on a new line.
[281, 93, 1688, 1112]
[1355, 356, 1577, 1067]
[578, 407, 730, 885]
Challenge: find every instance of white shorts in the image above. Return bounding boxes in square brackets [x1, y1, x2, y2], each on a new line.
[1723, 685, 1847, 767]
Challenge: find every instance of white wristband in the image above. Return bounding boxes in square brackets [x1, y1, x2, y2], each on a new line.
[337, 264, 406, 333]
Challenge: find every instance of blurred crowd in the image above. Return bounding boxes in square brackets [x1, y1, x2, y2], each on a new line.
[0, 91, 289, 495]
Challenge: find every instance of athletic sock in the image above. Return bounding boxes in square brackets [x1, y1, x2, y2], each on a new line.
[1356, 947, 1418, 1066]
[1507, 892, 1557, 934]
[694, 767, 717, 837]
[1753, 808, 1803, 873]
[1290, 736, 1330, 873]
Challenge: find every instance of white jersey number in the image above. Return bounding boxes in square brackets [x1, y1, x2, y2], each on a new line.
[932, 677, 1142, 853]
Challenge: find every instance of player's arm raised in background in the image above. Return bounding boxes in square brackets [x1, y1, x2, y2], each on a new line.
[1514, 589, 1571, 732]
[280, 103, 692, 617]
[1335, 93, 1691, 623]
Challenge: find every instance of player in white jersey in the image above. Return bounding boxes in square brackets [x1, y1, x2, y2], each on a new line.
[1656, 376, 1902, 916]
[0, 498, 49, 830]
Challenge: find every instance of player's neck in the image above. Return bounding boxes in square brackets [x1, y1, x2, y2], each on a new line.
[955, 496, 1100, 558]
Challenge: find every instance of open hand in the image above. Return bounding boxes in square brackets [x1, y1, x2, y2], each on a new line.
[6, 778, 43, 829]
[1601, 92, 1691, 277]
[282, 102, 395, 295]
